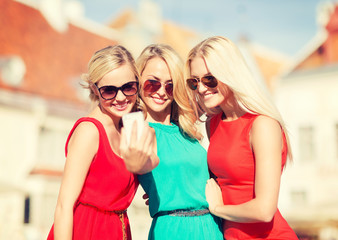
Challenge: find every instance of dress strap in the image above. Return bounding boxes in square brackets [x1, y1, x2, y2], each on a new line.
[64, 117, 108, 156]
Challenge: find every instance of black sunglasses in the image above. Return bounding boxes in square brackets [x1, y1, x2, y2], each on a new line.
[95, 81, 139, 100]
[186, 75, 218, 90]
[143, 79, 173, 97]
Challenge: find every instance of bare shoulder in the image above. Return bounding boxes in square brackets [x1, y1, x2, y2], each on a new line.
[252, 115, 281, 131]
[74, 121, 99, 137]
[251, 115, 282, 140]
[68, 121, 100, 149]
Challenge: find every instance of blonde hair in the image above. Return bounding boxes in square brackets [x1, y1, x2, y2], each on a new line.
[82, 45, 139, 103]
[136, 44, 202, 139]
[185, 36, 292, 160]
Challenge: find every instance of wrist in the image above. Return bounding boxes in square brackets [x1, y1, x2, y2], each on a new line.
[211, 204, 221, 216]
[213, 205, 218, 214]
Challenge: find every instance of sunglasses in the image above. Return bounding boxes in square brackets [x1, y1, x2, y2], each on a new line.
[143, 79, 174, 97]
[95, 81, 138, 100]
[186, 75, 218, 90]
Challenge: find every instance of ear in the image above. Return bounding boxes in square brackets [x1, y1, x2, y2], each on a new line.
[90, 82, 99, 96]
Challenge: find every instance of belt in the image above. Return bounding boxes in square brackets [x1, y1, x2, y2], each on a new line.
[156, 208, 210, 217]
[76, 201, 127, 240]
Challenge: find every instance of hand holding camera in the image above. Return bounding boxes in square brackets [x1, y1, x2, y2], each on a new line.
[120, 112, 159, 174]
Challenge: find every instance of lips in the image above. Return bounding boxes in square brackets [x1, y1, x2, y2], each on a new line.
[203, 92, 215, 101]
[152, 97, 167, 105]
[112, 102, 129, 111]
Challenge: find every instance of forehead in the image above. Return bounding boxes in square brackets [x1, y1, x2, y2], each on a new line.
[190, 57, 209, 77]
[98, 64, 136, 86]
[141, 57, 171, 80]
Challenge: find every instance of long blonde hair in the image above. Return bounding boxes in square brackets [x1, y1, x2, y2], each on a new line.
[185, 36, 292, 160]
[137, 44, 202, 139]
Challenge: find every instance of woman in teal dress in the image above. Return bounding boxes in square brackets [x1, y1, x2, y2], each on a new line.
[135, 44, 223, 240]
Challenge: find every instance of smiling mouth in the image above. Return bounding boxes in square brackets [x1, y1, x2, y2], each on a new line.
[152, 97, 167, 105]
[113, 102, 129, 110]
[203, 92, 215, 100]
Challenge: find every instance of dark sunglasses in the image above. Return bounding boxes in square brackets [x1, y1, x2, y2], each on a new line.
[143, 79, 174, 97]
[95, 81, 138, 100]
[186, 75, 218, 90]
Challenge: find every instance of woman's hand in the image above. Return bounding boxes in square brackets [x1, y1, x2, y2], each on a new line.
[205, 178, 224, 215]
[120, 122, 159, 174]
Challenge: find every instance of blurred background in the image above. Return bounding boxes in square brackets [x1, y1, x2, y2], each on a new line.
[0, 0, 338, 239]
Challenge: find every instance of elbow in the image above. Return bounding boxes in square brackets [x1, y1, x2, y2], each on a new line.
[54, 203, 64, 220]
[257, 207, 277, 223]
[259, 214, 274, 223]
[54, 201, 73, 220]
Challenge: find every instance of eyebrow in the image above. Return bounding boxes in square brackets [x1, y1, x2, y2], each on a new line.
[190, 72, 212, 78]
[146, 75, 172, 82]
[147, 75, 160, 81]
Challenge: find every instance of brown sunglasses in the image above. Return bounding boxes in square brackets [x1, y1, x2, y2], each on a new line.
[186, 75, 218, 90]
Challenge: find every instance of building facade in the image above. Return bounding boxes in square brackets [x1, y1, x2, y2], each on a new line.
[276, 2, 338, 239]
[0, 0, 120, 239]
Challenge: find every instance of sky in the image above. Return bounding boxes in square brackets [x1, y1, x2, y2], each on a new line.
[78, 0, 329, 56]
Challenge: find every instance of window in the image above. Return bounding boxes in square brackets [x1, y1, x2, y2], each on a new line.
[24, 196, 30, 224]
[290, 190, 307, 206]
[37, 126, 68, 168]
[299, 126, 315, 162]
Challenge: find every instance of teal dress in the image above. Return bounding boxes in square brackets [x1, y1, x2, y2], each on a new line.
[138, 122, 223, 240]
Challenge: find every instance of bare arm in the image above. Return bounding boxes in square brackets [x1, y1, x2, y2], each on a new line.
[54, 122, 98, 240]
[206, 116, 283, 223]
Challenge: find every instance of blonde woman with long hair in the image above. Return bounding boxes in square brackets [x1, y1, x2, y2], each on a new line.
[185, 36, 298, 239]
[47, 45, 158, 240]
[135, 44, 223, 240]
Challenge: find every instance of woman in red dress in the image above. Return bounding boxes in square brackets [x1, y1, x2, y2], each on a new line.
[47, 45, 158, 240]
[184, 36, 299, 239]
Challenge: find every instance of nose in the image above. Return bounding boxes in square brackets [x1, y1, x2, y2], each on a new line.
[156, 84, 166, 96]
[115, 89, 126, 101]
[197, 82, 208, 94]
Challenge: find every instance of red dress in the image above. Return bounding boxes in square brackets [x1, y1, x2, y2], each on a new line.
[47, 117, 138, 240]
[208, 113, 298, 240]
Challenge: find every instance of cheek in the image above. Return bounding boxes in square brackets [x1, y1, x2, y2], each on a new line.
[213, 93, 226, 107]
[218, 92, 226, 102]
[98, 97, 106, 106]
[128, 95, 138, 105]
[140, 89, 150, 101]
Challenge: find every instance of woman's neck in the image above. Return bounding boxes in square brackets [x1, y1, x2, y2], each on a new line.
[91, 105, 121, 132]
[146, 109, 171, 125]
[219, 100, 246, 122]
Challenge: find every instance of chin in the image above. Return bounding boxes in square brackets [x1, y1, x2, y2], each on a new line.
[204, 100, 219, 109]
[151, 103, 172, 113]
[110, 105, 135, 118]
[204, 95, 225, 109]
[145, 100, 171, 113]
